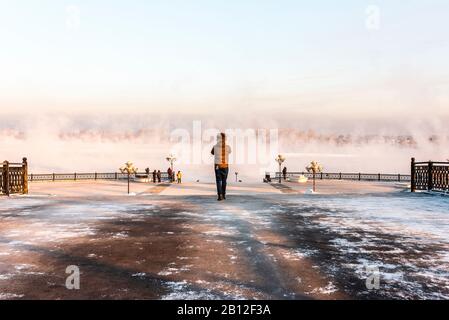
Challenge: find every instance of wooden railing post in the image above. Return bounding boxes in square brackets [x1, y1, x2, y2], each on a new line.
[95, 172, 97, 181]
[53, 173, 55, 182]
[22, 157, 28, 194]
[358, 173, 361, 181]
[3, 161, 10, 196]
[428, 161, 433, 191]
[411, 158, 416, 192]
[74, 173, 77, 181]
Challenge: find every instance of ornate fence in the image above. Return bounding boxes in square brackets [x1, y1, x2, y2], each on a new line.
[1, 158, 29, 196]
[411, 158, 449, 192]
[28, 172, 171, 183]
[274, 171, 410, 183]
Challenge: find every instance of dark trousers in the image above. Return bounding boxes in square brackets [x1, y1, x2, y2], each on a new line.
[215, 167, 229, 196]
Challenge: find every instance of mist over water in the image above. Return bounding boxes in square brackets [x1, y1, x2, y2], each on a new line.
[1, 113, 448, 181]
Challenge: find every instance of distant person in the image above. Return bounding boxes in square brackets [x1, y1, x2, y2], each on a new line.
[211, 132, 232, 201]
[152, 170, 157, 183]
[177, 171, 182, 184]
[167, 167, 173, 183]
[282, 167, 287, 181]
[264, 172, 272, 183]
[157, 170, 161, 183]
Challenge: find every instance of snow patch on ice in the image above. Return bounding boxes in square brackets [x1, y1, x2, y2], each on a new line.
[112, 232, 128, 239]
[14, 264, 33, 271]
[158, 264, 192, 276]
[310, 282, 338, 295]
[203, 230, 236, 237]
[0, 293, 24, 299]
[132, 273, 146, 277]
[0, 274, 15, 280]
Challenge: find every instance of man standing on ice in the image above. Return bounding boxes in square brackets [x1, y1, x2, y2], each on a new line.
[211, 132, 232, 201]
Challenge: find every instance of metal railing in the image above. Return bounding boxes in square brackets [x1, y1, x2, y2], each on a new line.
[28, 172, 171, 183]
[1, 158, 28, 196]
[411, 158, 449, 192]
[270, 171, 410, 183]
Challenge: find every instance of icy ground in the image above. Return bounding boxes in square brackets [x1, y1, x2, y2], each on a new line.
[0, 180, 448, 299]
[285, 192, 449, 299]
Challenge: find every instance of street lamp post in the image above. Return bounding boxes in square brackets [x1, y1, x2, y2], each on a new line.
[235, 172, 239, 182]
[120, 161, 138, 194]
[275, 154, 286, 184]
[306, 161, 323, 192]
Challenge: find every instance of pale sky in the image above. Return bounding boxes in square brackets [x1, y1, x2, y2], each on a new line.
[1, 0, 449, 118]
